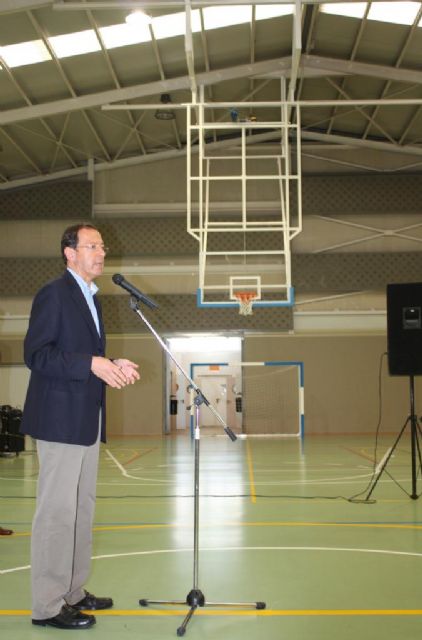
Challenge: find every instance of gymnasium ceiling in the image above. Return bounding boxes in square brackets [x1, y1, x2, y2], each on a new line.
[1, 0, 422, 190]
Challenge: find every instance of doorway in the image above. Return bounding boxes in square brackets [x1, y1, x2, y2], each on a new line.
[166, 335, 242, 435]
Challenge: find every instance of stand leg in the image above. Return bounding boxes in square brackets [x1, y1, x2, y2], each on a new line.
[177, 606, 196, 637]
[365, 375, 422, 501]
[409, 375, 418, 499]
[365, 418, 409, 501]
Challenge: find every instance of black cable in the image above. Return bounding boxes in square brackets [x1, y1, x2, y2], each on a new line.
[0, 493, 351, 500]
[347, 351, 410, 503]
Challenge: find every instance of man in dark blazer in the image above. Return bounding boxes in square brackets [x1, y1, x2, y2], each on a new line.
[22, 223, 139, 629]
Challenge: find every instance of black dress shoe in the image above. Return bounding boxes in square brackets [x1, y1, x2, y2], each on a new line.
[32, 604, 96, 629]
[72, 591, 113, 611]
[0, 527, 13, 535]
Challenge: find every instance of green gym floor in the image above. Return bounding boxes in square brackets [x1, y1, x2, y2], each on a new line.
[1, 433, 422, 640]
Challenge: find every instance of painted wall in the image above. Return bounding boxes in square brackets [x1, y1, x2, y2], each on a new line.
[106, 335, 164, 436]
[244, 333, 422, 435]
[2, 331, 422, 437]
[0, 365, 30, 409]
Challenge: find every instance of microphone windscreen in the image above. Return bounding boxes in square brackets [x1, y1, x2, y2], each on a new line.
[112, 273, 124, 285]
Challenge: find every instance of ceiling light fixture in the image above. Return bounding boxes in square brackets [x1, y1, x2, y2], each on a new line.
[154, 94, 175, 121]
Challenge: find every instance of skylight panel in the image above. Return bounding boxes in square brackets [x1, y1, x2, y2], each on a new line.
[368, 1, 420, 25]
[203, 4, 253, 30]
[125, 10, 151, 28]
[255, 4, 294, 20]
[100, 22, 151, 49]
[152, 9, 201, 39]
[0, 39, 51, 68]
[48, 29, 101, 59]
[321, 3, 367, 19]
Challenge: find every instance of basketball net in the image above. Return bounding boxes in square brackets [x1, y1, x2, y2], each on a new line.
[234, 292, 258, 316]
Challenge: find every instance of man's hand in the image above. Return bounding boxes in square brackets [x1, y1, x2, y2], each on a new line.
[91, 356, 132, 389]
[112, 358, 140, 385]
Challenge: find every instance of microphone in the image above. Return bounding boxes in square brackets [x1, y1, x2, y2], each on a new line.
[112, 274, 158, 309]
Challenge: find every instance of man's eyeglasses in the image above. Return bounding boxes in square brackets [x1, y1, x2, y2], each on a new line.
[76, 244, 109, 254]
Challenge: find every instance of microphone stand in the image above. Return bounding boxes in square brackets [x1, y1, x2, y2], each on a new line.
[126, 297, 266, 636]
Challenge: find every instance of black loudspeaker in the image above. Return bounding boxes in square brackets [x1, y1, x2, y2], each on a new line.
[387, 282, 422, 376]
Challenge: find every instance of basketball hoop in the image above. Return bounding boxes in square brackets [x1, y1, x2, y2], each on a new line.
[234, 292, 258, 316]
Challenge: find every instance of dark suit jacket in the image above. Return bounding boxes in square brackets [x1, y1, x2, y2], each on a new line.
[21, 270, 107, 446]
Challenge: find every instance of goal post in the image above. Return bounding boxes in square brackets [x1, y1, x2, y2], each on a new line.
[189, 360, 304, 440]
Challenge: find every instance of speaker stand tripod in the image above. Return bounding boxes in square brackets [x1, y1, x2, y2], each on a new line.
[126, 297, 266, 636]
[365, 374, 422, 501]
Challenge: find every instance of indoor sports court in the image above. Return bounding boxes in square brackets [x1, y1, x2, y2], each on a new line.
[2, 1, 422, 639]
[2, 433, 422, 640]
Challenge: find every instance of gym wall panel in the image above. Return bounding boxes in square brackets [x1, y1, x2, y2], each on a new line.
[302, 174, 422, 216]
[0, 338, 24, 364]
[0, 182, 92, 220]
[0, 365, 30, 409]
[2, 253, 422, 297]
[101, 295, 293, 334]
[106, 336, 164, 436]
[244, 333, 422, 435]
[95, 161, 422, 216]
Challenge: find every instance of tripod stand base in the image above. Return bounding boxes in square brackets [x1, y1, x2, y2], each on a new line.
[139, 589, 266, 636]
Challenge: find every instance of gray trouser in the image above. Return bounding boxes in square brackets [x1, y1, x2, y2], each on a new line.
[31, 429, 100, 619]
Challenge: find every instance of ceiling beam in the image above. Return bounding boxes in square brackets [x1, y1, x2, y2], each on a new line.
[301, 130, 422, 157]
[27, 9, 112, 160]
[51, 0, 415, 8]
[288, 0, 302, 104]
[3, 54, 422, 127]
[0, 0, 412, 13]
[302, 54, 422, 86]
[0, 57, 294, 125]
[4, 121, 422, 191]
[0, 129, 284, 190]
[0, 0, 52, 12]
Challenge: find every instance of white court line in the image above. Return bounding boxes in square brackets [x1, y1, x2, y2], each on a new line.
[104, 449, 170, 484]
[103, 451, 377, 486]
[0, 565, 31, 575]
[3, 546, 422, 575]
[92, 546, 422, 561]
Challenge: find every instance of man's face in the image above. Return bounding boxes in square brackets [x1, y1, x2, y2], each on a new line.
[65, 227, 106, 283]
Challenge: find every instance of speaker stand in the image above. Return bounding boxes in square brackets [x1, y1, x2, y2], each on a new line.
[365, 375, 422, 501]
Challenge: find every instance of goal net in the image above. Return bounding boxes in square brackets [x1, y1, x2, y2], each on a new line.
[191, 361, 304, 439]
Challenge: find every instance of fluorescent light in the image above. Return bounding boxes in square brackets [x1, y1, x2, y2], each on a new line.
[368, 1, 420, 25]
[48, 29, 101, 59]
[152, 9, 201, 39]
[168, 336, 241, 354]
[256, 4, 294, 20]
[321, 2, 367, 19]
[203, 4, 252, 30]
[0, 39, 51, 68]
[100, 22, 151, 49]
